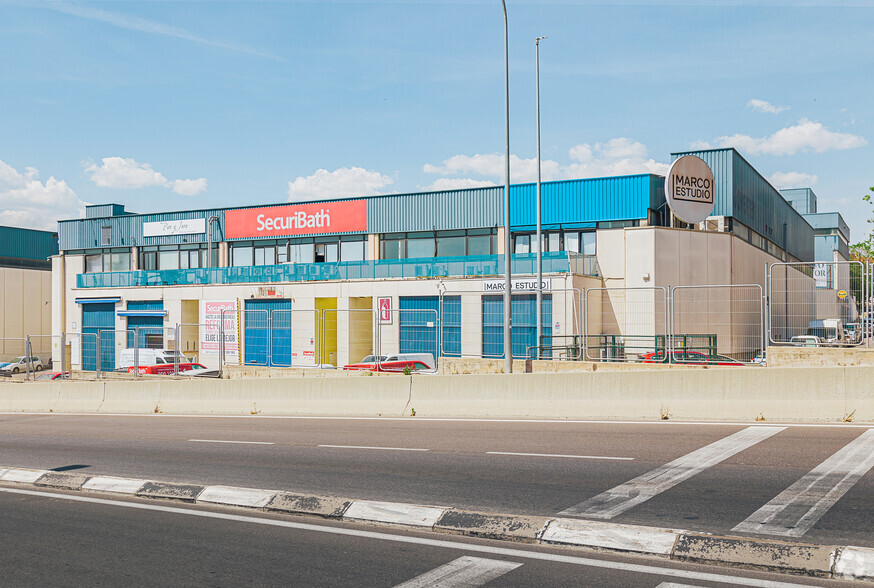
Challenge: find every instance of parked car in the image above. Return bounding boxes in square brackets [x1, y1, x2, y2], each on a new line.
[117, 348, 186, 371]
[807, 319, 845, 345]
[845, 323, 863, 344]
[35, 371, 70, 381]
[790, 335, 821, 347]
[343, 353, 435, 373]
[639, 350, 744, 366]
[127, 362, 210, 375]
[0, 356, 44, 375]
[752, 351, 767, 366]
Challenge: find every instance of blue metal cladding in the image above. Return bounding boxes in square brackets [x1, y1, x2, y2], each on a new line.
[125, 301, 164, 349]
[59, 209, 228, 250]
[804, 212, 850, 242]
[398, 296, 461, 361]
[510, 175, 664, 228]
[0, 225, 58, 261]
[367, 187, 503, 234]
[780, 188, 817, 214]
[671, 148, 814, 262]
[243, 300, 292, 367]
[86, 204, 128, 219]
[482, 294, 552, 359]
[82, 302, 116, 371]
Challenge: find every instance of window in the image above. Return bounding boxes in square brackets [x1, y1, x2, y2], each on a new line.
[381, 229, 496, 259]
[407, 232, 434, 258]
[581, 232, 596, 255]
[436, 231, 465, 257]
[289, 242, 314, 263]
[232, 243, 253, 267]
[85, 254, 103, 273]
[514, 234, 530, 254]
[341, 239, 365, 262]
[100, 226, 111, 246]
[548, 233, 561, 252]
[110, 251, 131, 271]
[597, 220, 638, 229]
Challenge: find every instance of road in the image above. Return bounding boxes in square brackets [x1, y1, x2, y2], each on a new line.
[1, 414, 872, 549]
[0, 486, 851, 587]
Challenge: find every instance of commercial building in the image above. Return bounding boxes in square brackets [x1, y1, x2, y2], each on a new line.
[0, 225, 58, 361]
[51, 147, 850, 370]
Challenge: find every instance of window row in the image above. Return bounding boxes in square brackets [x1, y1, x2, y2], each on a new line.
[513, 231, 597, 256]
[230, 236, 366, 267]
[381, 229, 497, 260]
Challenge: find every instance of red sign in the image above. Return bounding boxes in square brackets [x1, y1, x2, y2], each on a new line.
[225, 200, 367, 239]
[378, 297, 392, 324]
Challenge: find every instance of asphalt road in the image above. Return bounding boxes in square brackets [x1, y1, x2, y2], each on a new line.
[0, 487, 851, 587]
[0, 414, 872, 548]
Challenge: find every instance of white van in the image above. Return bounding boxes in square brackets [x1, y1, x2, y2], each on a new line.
[807, 319, 846, 345]
[118, 348, 185, 370]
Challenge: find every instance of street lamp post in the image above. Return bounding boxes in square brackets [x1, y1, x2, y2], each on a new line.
[535, 35, 546, 360]
[502, 0, 512, 373]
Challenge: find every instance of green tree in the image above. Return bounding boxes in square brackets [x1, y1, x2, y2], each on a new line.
[851, 186, 874, 259]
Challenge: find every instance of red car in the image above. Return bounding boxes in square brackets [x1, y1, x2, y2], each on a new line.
[35, 371, 70, 381]
[127, 362, 208, 375]
[639, 350, 744, 366]
[343, 353, 435, 374]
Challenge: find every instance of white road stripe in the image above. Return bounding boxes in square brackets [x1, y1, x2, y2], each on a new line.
[657, 583, 706, 588]
[560, 426, 785, 519]
[487, 451, 633, 461]
[318, 444, 429, 452]
[733, 428, 874, 537]
[189, 439, 275, 445]
[393, 556, 521, 587]
[0, 487, 812, 587]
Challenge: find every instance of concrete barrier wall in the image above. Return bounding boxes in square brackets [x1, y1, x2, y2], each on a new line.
[767, 345, 874, 368]
[1, 366, 871, 422]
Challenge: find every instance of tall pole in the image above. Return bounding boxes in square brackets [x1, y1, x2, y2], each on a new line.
[535, 35, 546, 360]
[502, 0, 512, 373]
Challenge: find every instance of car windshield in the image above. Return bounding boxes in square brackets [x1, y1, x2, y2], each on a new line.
[11, 357, 25, 362]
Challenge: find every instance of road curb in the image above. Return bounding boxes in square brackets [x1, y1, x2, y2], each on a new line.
[2, 465, 871, 583]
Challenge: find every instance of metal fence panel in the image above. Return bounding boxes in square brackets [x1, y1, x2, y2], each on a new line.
[584, 287, 668, 362]
[671, 284, 764, 364]
[268, 309, 322, 367]
[377, 308, 438, 373]
[320, 308, 377, 369]
[768, 261, 866, 346]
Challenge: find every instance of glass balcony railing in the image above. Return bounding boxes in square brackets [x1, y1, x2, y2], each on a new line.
[76, 252, 599, 288]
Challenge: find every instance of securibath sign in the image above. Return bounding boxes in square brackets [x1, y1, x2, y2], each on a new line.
[225, 199, 367, 238]
[665, 155, 716, 224]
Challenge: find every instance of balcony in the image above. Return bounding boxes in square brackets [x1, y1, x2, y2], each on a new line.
[76, 252, 599, 288]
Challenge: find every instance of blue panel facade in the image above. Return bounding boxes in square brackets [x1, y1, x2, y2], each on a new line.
[125, 301, 165, 349]
[482, 294, 552, 359]
[441, 296, 461, 357]
[398, 296, 461, 361]
[82, 302, 116, 371]
[0, 225, 58, 262]
[243, 299, 292, 366]
[781, 188, 817, 215]
[367, 187, 503, 234]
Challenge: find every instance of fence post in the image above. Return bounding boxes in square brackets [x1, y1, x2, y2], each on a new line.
[174, 323, 181, 375]
[60, 332, 67, 379]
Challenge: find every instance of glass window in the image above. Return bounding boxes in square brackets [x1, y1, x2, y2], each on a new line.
[581, 232, 597, 255]
[142, 251, 157, 271]
[341, 240, 365, 261]
[277, 243, 289, 264]
[407, 233, 434, 258]
[254, 245, 275, 266]
[514, 234, 530, 254]
[158, 250, 179, 270]
[437, 235, 465, 257]
[290, 242, 314, 264]
[231, 244, 253, 267]
[110, 252, 130, 271]
[548, 232, 561, 252]
[85, 254, 103, 273]
[467, 235, 492, 256]
[381, 237, 404, 259]
[100, 226, 111, 246]
[564, 232, 579, 253]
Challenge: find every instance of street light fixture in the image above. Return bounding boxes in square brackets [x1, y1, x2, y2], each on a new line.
[535, 35, 547, 360]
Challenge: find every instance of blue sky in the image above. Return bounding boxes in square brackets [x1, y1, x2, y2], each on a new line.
[1, 0, 872, 244]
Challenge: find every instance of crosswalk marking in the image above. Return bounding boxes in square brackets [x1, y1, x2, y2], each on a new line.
[393, 556, 521, 587]
[559, 426, 785, 519]
[733, 428, 874, 537]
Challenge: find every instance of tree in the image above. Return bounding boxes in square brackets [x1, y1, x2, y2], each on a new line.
[850, 186, 874, 260]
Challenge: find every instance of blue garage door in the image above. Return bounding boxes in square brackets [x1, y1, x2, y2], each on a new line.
[82, 303, 116, 371]
[126, 301, 165, 349]
[244, 299, 292, 366]
[399, 296, 461, 362]
[482, 294, 552, 359]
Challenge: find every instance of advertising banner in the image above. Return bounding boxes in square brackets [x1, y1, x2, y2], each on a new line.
[482, 278, 551, 293]
[224, 200, 367, 239]
[200, 300, 239, 363]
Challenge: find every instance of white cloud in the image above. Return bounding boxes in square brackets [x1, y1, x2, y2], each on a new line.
[172, 178, 208, 196]
[287, 167, 394, 202]
[0, 160, 84, 230]
[423, 137, 666, 184]
[84, 157, 207, 195]
[748, 99, 789, 114]
[768, 171, 818, 189]
[712, 119, 867, 156]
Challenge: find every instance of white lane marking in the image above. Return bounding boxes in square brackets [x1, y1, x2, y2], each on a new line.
[4, 412, 871, 428]
[393, 556, 521, 587]
[560, 426, 786, 519]
[198, 485, 274, 508]
[540, 519, 683, 555]
[189, 439, 275, 445]
[0, 468, 48, 484]
[344, 500, 445, 528]
[733, 428, 874, 537]
[318, 445, 429, 452]
[657, 583, 706, 588]
[0, 487, 812, 588]
[82, 476, 147, 495]
[487, 451, 633, 461]
[834, 546, 874, 581]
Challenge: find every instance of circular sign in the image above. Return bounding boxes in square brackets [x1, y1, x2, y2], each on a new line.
[665, 155, 716, 224]
[838, 290, 848, 299]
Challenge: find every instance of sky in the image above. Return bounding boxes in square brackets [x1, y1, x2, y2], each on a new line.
[1, 0, 872, 244]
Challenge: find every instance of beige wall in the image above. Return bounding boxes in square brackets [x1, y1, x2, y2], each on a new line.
[1, 266, 52, 359]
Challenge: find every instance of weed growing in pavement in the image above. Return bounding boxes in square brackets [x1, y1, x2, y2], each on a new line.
[843, 409, 856, 422]
[659, 405, 670, 420]
[755, 412, 766, 421]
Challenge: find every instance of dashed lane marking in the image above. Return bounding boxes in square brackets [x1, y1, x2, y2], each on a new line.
[733, 428, 874, 537]
[393, 556, 522, 587]
[560, 426, 786, 519]
[487, 451, 633, 461]
[189, 439, 275, 445]
[318, 445, 429, 452]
